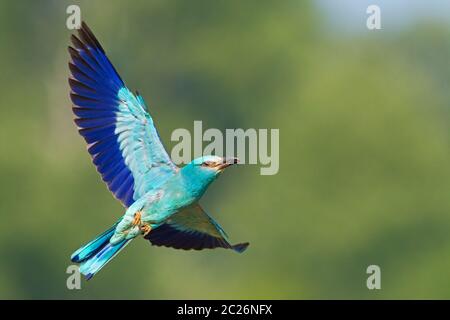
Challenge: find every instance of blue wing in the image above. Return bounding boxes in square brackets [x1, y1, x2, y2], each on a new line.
[146, 205, 249, 253]
[68, 22, 178, 207]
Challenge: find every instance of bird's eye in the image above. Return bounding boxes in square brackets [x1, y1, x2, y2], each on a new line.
[202, 161, 213, 167]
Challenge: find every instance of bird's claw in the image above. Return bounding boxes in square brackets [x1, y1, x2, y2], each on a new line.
[132, 211, 142, 226]
[141, 224, 152, 236]
[132, 211, 151, 236]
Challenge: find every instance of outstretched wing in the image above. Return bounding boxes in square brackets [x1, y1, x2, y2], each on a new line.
[145, 204, 249, 253]
[68, 22, 178, 207]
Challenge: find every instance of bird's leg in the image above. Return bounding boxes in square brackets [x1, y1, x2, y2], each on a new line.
[140, 224, 152, 237]
[132, 211, 142, 226]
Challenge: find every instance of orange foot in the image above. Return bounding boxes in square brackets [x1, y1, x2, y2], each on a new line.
[133, 211, 142, 226]
[141, 224, 152, 236]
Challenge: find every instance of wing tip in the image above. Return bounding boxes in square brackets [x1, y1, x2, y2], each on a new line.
[231, 242, 250, 253]
[78, 21, 105, 53]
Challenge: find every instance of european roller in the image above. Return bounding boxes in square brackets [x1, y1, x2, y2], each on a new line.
[68, 22, 249, 279]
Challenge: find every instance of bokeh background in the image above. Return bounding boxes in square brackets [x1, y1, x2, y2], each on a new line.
[1, 0, 450, 299]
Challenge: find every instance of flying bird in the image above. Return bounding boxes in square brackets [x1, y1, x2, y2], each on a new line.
[68, 22, 249, 279]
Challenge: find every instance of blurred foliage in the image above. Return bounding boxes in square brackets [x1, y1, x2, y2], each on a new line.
[1, 0, 450, 299]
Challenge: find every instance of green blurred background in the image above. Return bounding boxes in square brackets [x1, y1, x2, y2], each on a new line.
[1, 0, 450, 299]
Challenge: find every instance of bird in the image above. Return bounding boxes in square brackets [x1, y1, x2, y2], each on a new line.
[68, 22, 249, 280]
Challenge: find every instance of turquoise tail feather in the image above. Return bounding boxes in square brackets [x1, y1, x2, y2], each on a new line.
[79, 239, 131, 280]
[71, 223, 118, 263]
[71, 223, 131, 280]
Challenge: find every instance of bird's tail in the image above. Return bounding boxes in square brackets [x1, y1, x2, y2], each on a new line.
[70, 223, 131, 280]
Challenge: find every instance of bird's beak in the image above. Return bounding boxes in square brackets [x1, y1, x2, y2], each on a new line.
[216, 157, 239, 171]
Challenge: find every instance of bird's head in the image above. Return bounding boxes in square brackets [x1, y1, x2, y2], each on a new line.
[180, 156, 239, 196]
